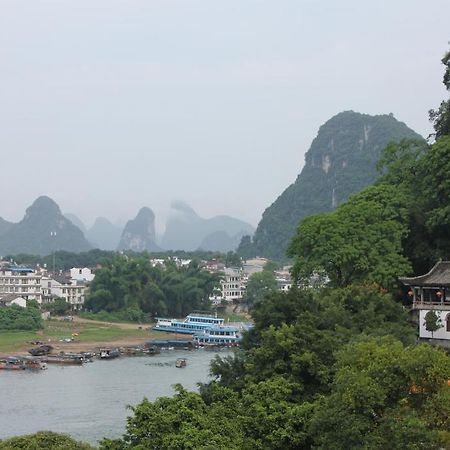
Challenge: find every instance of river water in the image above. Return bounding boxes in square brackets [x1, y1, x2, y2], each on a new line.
[0, 349, 223, 445]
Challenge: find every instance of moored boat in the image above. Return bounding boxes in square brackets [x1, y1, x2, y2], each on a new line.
[153, 313, 224, 334]
[43, 353, 84, 365]
[0, 356, 25, 370]
[145, 340, 195, 350]
[22, 356, 48, 370]
[193, 325, 242, 347]
[28, 344, 53, 356]
[99, 348, 120, 359]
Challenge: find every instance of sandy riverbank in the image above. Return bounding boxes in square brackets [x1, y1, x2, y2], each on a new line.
[0, 317, 188, 357]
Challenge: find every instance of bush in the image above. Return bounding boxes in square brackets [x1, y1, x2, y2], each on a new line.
[0, 431, 94, 449]
[0, 304, 43, 331]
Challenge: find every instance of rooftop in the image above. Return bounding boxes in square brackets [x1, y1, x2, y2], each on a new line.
[399, 261, 450, 287]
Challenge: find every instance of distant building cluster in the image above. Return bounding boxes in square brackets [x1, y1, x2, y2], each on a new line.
[0, 262, 94, 311]
[199, 256, 293, 305]
[0, 254, 295, 312]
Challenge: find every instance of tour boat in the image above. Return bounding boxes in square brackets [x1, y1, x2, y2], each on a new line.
[193, 325, 242, 347]
[153, 313, 224, 334]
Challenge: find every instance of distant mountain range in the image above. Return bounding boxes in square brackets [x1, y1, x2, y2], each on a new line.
[238, 111, 423, 260]
[117, 207, 161, 252]
[0, 198, 254, 256]
[0, 196, 92, 257]
[5, 110, 417, 259]
[161, 201, 255, 252]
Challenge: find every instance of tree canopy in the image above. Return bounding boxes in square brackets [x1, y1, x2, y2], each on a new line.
[85, 255, 221, 318]
[288, 184, 411, 289]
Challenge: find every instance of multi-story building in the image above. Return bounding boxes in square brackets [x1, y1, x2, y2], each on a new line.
[0, 267, 42, 303]
[220, 267, 244, 302]
[41, 275, 87, 310]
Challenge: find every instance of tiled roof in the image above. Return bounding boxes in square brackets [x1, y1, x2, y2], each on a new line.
[51, 275, 71, 285]
[0, 293, 25, 303]
[399, 261, 450, 287]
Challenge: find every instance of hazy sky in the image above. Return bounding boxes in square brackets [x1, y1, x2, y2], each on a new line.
[1, 1, 449, 232]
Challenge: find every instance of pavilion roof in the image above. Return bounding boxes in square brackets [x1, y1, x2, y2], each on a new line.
[399, 261, 450, 287]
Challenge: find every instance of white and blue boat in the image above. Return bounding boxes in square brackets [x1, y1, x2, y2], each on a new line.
[153, 313, 224, 334]
[193, 325, 242, 347]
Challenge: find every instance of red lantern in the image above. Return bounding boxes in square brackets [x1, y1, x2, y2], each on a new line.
[407, 290, 414, 297]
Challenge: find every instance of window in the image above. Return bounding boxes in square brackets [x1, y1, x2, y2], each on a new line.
[447, 313, 450, 332]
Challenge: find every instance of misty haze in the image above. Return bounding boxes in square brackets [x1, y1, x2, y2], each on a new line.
[1, 1, 450, 449]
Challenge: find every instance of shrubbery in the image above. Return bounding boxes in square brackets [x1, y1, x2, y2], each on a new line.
[0, 304, 42, 331]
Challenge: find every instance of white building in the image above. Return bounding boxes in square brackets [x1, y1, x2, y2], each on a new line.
[400, 261, 450, 342]
[70, 267, 95, 283]
[0, 267, 42, 303]
[220, 268, 244, 302]
[242, 258, 268, 276]
[41, 275, 87, 310]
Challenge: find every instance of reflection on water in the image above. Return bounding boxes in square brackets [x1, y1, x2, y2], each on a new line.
[0, 349, 222, 445]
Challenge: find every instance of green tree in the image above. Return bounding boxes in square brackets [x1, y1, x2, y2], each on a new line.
[244, 270, 278, 306]
[309, 337, 450, 450]
[43, 297, 70, 315]
[424, 310, 443, 338]
[85, 255, 220, 318]
[429, 50, 450, 139]
[99, 385, 250, 450]
[288, 184, 411, 289]
[0, 304, 43, 331]
[224, 251, 242, 268]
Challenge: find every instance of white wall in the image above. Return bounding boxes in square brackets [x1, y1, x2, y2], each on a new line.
[419, 309, 450, 340]
[70, 268, 95, 282]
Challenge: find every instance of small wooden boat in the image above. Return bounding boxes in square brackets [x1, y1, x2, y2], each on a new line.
[0, 357, 25, 370]
[175, 358, 187, 368]
[44, 354, 84, 365]
[28, 344, 53, 356]
[22, 357, 47, 370]
[98, 348, 120, 359]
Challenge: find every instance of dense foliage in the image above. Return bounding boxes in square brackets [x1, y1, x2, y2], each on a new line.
[6, 249, 230, 272]
[288, 184, 411, 289]
[238, 111, 422, 261]
[99, 286, 450, 450]
[41, 297, 71, 315]
[429, 50, 450, 139]
[5, 249, 115, 271]
[0, 431, 94, 449]
[85, 255, 221, 317]
[243, 269, 278, 306]
[0, 303, 42, 331]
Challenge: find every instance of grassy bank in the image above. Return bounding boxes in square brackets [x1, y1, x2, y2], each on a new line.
[0, 318, 158, 353]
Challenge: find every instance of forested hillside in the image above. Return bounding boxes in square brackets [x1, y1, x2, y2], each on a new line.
[239, 111, 422, 260]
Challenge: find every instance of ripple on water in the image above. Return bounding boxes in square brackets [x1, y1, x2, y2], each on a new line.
[0, 349, 224, 445]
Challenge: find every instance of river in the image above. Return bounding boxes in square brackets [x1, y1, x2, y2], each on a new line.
[0, 349, 224, 445]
